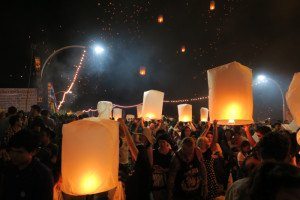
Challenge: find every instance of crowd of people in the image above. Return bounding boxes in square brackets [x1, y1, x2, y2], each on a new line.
[0, 105, 299, 200]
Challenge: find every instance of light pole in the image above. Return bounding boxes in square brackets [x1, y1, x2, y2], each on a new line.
[256, 75, 286, 121]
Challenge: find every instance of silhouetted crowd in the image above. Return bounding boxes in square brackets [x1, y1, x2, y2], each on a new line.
[0, 105, 299, 200]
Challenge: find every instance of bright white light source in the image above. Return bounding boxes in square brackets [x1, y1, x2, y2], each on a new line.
[257, 75, 267, 82]
[94, 46, 104, 54]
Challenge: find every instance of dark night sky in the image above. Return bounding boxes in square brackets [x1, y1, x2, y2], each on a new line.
[1, 0, 300, 120]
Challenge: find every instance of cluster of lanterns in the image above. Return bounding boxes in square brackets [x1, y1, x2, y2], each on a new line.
[61, 61, 300, 197]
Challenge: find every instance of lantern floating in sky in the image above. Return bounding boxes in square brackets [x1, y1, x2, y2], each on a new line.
[181, 45, 186, 53]
[286, 72, 300, 126]
[139, 66, 146, 76]
[178, 104, 192, 122]
[61, 118, 119, 195]
[157, 15, 164, 24]
[210, 0, 215, 11]
[141, 90, 164, 120]
[207, 61, 253, 125]
[113, 108, 122, 120]
[97, 101, 113, 119]
[200, 107, 209, 122]
[137, 104, 143, 118]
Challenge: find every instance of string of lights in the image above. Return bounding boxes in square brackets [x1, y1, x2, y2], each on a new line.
[81, 95, 208, 113]
[57, 50, 86, 111]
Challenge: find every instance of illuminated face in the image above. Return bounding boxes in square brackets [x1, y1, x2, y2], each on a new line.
[206, 133, 213, 146]
[149, 123, 155, 130]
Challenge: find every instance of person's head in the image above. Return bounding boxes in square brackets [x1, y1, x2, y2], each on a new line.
[40, 128, 52, 145]
[206, 132, 214, 146]
[9, 115, 22, 128]
[30, 118, 45, 132]
[149, 122, 155, 130]
[41, 109, 50, 118]
[181, 137, 195, 161]
[157, 134, 171, 149]
[257, 132, 290, 163]
[181, 126, 191, 139]
[17, 110, 25, 118]
[249, 162, 300, 200]
[241, 140, 251, 154]
[8, 130, 38, 168]
[197, 136, 209, 153]
[30, 105, 41, 117]
[256, 125, 272, 140]
[273, 122, 282, 131]
[7, 106, 17, 116]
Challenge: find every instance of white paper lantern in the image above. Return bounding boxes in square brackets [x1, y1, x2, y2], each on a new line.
[297, 130, 300, 145]
[207, 61, 253, 125]
[200, 107, 209, 122]
[141, 90, 164, 120]
[137, 104, 143, 118]
[178, 104, 192, 122]
[126, 114, 135, 121]
[286, 72, 300, 126]
[113, 108, 122, 120]
[97, 101, 113, 119]
[61, 118, 119, 195]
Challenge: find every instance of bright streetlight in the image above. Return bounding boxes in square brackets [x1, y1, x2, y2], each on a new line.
[94, 45, 105, 54]
[255, 74, 286, 121]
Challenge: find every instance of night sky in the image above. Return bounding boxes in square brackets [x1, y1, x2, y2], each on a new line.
[1, 0, 300, 120]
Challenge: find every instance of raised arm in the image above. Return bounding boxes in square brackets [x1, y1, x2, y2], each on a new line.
[200, 121, 211, 137]
[189, 122, 197, 132]
[118, 119, 139, 161]
[212, 120, 218, 146]
[244, 125, 257, 147]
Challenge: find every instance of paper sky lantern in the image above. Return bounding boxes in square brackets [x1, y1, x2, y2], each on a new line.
[97, 101, 113, 119]
[113, 108, 122, 120]
[126, 114, 135, 121]
[207, 61, 253, 125]
[137, 104, 143, 118]
[157, 15, 164, 23]
[297, 130, 300, 145]
[210, 0, 215, 11]
[141, 90, 164, 120]
[286, 72, 300, 126]
[200, 107, 209, 122]
[139, 66, 146, 76]
[178, 104, 192, 122]
[61, 118, 119, 195]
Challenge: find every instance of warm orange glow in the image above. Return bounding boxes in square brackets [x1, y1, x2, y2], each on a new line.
[210, 0, 215, 11]
[81, 174, 101, 194]
[157, 15, 164, 23]
[181, 46, 186, 53]
[178, 104, 192, 122]
[141, 90, 164, 121]
[139, 67, 146, 76]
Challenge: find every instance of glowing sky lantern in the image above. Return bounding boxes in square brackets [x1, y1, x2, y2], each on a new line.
[126, 114, 135, 121]
[286, 72, 300, 126]
[97, 101, 113, 119]
[61, 118, 119, 195]
[207, 61, 253, 125]
[200, 107, 209, 122]
[181, 45, 186, 53]
[178, 104, 192, 122]
[141, 90, 164, 120]
[210, 0, 215, 11]
[157, 15, 164, 24]
[112, 108, 122, 120]
[139, 66, 146, 76]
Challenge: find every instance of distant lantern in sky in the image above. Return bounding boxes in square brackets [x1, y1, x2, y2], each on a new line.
[210, 0, 215, 11]
[157, 15, 164, 24]
[181, 45, 186, 53]
[139, 66, 146, 76]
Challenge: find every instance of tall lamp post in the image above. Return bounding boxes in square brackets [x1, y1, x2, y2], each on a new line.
[256, 75, 286, 121]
